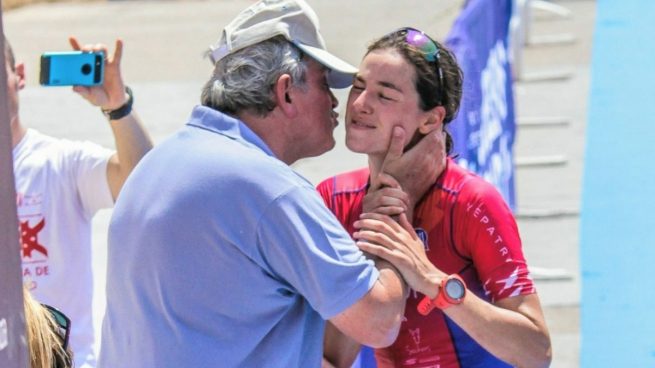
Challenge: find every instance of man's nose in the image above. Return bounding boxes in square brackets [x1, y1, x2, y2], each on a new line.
[329, 89, 338, 109]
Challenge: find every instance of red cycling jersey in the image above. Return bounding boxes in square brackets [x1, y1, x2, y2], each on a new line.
[317, 159, 535, 368]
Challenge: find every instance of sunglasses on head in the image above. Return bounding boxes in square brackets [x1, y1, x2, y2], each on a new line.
[42, 304, 71, 351]
[394, 27, 445, 105]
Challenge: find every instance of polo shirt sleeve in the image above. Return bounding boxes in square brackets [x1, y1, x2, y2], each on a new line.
[255, 186, 379, 320]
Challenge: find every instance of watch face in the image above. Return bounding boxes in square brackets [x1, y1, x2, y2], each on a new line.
[444, 278, 465, 300]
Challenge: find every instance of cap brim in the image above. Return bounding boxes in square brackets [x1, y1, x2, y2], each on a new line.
[294, 43, 357, 89]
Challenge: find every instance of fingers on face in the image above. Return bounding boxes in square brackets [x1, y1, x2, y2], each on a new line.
[381, 126, 406, 170]
[411, 129, 439, 156]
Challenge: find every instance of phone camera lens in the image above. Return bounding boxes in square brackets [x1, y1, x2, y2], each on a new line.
[81, 63, 92, 75]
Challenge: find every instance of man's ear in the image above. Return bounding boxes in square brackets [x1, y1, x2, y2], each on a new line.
[273, 74, 297, 118]
[15, 62, 26, 90]
[418, 105, 446, 134]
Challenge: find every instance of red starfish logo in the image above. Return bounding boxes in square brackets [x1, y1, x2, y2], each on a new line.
[20, 219, 47, 259]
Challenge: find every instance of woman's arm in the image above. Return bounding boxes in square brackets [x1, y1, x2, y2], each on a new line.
[355, 213, 552, 368]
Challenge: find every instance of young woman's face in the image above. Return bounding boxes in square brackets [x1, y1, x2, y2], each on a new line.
[345, 48, 438, 158]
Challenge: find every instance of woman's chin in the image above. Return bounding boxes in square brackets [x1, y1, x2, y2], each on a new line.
[345, 140, 370, 154]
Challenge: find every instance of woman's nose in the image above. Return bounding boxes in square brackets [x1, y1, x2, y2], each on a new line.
[352, 90, 371, 114]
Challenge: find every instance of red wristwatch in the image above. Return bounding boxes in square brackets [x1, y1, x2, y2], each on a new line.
[417, 274, 467, 315]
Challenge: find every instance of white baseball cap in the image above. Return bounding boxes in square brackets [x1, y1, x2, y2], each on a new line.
[207, 0, 357, 88]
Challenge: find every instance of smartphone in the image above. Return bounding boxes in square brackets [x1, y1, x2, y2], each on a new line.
[39, 51, 105, 87]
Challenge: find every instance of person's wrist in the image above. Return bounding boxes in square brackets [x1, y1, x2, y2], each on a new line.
[101, 86, 133, 120]
[420, 272, 444, 299]
[416, 274, 464, 316]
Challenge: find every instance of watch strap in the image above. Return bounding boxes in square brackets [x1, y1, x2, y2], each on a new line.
[417, 295, 436, 316]
[102, 86, 133, 120]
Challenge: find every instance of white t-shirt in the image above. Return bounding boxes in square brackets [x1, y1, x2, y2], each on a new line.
[14, 128, 113, 368]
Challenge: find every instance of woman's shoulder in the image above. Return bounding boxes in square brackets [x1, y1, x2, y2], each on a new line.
[441, 159, 506, 204]
[316, 167, 370, 194]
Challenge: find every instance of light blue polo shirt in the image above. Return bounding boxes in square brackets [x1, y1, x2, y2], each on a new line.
[99, 106, 379, 367]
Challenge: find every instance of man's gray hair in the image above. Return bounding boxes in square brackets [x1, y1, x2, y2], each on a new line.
[201, 36, 308, 117]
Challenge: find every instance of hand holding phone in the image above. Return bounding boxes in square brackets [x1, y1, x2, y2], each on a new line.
[69, 37, 127, 111]
[39, 51, 105, 87]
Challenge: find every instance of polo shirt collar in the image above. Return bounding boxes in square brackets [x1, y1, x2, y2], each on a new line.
[186, 105, 275, 157]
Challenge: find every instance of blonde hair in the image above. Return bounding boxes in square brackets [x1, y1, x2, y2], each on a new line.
[23, 286, 73, 368]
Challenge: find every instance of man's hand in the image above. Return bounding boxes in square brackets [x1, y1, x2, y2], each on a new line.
[364, 127, 409, 219]
[69, 36, 127, 111]
[381, 127, 447, 211]
[367, 126, 447, 221]
[369, 126, 405, 191]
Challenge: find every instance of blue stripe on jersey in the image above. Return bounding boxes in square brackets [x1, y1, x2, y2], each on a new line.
[444, 316, 512, 367]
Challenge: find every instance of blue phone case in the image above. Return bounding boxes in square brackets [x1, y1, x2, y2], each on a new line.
[39, 51, 105, 87]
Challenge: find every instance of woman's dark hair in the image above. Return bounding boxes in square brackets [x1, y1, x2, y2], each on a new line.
[366, 29, 463, 153]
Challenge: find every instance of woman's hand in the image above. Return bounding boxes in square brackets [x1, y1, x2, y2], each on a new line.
[353, 212, 444, 297]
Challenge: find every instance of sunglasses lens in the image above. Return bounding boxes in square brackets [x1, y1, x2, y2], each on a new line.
[51, 310, 68, 328]
[404, 29, 438, 62]
[396, 27, 445, 105]
[43, 304, 70, 349]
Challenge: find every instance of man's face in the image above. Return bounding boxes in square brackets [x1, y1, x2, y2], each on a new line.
[288, 59, 339, 160]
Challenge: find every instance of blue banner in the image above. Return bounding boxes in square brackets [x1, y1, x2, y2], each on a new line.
[446, 0, 516, 210]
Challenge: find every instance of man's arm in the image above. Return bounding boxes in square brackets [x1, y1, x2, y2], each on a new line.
[323, 321, 360, 368]
[323, 257, 409, 368]
[328, 257, 408, 347]
[69, 37, 153, 200]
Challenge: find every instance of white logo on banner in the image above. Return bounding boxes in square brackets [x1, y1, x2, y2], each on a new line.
[478, 40, 513, 202]
[0, 318, 8, 351]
